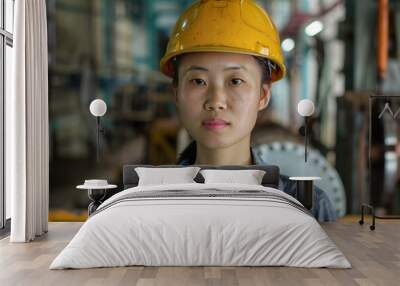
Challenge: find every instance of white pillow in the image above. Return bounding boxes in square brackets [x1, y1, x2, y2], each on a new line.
[135, 167, 201, 186]
[200, 169, 266, 185]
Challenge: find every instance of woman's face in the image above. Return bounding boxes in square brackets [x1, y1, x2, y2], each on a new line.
[174, 52, 270, 149]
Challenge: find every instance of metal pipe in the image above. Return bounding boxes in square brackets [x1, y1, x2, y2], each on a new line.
[377, 0, 388, 84]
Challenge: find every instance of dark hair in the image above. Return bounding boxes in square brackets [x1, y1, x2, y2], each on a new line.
[171, 55, 274, 87]
[254, 56, 275, 84]
[171, 56, 180, 87]
[177, 140, 197, 165]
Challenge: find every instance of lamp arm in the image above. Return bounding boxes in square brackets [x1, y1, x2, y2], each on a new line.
[305, 116, 308, 162]
[96, 117, 100, 163]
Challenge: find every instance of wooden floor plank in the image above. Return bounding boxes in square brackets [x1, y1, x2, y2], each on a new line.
[0, 222, 399, 286]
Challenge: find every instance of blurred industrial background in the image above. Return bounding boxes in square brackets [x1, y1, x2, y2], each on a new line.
[46, 0, 400, 221]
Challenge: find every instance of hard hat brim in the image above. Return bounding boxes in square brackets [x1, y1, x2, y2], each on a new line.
[160, 47, 286, 82]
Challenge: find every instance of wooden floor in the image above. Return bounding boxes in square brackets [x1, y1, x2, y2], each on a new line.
[0, 220, 399, 286]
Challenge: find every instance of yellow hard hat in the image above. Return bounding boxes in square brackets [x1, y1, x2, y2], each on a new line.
[160, 0, 286, 82]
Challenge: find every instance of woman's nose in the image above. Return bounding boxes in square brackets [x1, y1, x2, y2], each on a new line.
[204, 87, 227, 111]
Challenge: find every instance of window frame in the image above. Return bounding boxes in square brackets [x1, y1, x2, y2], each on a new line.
[1, 0, 14, 232]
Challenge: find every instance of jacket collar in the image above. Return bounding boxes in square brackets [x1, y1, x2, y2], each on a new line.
[180, 147, 265, 166]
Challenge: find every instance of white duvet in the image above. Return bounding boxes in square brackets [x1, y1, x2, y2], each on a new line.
[50, 183, 351, 269]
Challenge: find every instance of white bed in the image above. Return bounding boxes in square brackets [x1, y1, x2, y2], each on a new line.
[50, 183, 351, 269]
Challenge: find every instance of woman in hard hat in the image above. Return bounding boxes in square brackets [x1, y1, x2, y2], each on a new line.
[160, 0, 336, 221]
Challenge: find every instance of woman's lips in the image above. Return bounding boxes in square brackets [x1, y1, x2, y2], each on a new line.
[202, 119, 230, 130]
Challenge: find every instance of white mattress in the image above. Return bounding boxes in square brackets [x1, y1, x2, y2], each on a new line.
[50, 183, 351, 269]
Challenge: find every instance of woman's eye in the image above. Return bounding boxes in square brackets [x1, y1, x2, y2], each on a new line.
[231, 78, 243, 86]
[191, 79, 206, 86]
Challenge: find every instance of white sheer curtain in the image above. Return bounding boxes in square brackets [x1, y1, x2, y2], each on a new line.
[6, 0, 49, 242]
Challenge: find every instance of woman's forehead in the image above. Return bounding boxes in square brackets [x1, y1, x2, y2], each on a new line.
[180, 52, 258, 72]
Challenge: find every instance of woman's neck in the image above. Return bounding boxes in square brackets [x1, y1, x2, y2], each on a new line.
[194, 136, 253, 165]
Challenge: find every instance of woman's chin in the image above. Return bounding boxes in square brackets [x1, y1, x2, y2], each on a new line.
[191, 127, 245, 149]
[196, 137, 234, 149]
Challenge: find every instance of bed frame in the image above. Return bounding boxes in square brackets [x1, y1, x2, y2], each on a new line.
[89, 165, 280, 215]
[122, 164, 280, 189]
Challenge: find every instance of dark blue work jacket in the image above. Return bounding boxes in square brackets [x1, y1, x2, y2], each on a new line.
[178, 148, 337, 222]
